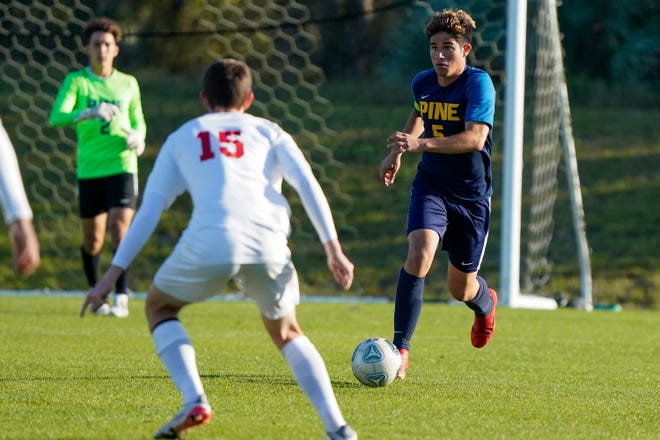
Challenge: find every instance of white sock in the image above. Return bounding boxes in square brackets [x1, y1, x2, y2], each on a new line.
[281, 335, 346, 433]
[152, 320, 205, 404]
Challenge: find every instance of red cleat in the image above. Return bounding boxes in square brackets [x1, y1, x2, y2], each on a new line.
[471, 289, 498, 348]
[397, 348, 409, 379]
[153, 396, 212, 439]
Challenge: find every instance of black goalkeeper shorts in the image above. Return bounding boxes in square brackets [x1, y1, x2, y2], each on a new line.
[78, 173, 138, 218]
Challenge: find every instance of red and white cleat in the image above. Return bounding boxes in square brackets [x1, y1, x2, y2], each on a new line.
[153, 396, 212, 439]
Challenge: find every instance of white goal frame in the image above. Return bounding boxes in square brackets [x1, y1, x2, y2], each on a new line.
[500, 0, 593, 310]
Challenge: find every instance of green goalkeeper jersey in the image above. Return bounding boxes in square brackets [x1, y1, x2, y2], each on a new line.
[49, 67, 146, 179]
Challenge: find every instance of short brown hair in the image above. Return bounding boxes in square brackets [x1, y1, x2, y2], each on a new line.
[202, 59, 253, 109]
[425, 9, 476, 44]
[83, 17, 122, 44]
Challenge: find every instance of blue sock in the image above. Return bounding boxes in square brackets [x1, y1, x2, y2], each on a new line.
[466, 276, 493, 317]
[393, 268, 424, 351]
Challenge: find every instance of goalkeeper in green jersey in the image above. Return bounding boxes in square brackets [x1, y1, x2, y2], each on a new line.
[49, 17, 146, 318]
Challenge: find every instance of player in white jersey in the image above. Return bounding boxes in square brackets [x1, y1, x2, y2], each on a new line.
[80, 59, 357, 440]
[0, 117, 40, 277]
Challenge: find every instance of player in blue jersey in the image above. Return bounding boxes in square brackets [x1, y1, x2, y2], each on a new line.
[379, 9, 498, 379]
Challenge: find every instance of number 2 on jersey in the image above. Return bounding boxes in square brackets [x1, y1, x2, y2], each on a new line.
[197, 130, 244, 160]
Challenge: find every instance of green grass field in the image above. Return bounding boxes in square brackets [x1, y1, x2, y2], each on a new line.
[1, 296, 657, 439]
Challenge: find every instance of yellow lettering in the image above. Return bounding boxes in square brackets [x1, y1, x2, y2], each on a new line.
[447, 103, 460, 121]
[422, 101, 462, 122]
[419, 101, 428, 118]
[433, 102, 442, 120]
[432, 124, 444, 137]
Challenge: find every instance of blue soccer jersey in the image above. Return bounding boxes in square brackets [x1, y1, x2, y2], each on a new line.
[411, 66, 495, 201]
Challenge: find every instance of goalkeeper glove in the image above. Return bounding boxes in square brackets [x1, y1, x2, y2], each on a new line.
[75, 103, 120, 122]
[123, 128, 146, 156]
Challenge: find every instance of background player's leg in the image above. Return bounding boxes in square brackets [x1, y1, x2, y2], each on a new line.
[108, 206, 135, 317]
[81, 214, 106, 287]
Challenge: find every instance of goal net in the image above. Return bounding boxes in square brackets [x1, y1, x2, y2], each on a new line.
[507, 0, 592, 309]
[382, 0, 592, 308]
[0, 0, 351, 293]
[0, 0, 591, 307]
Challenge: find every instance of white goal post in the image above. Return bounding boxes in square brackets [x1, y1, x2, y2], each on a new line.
[500, 0, 593, 310]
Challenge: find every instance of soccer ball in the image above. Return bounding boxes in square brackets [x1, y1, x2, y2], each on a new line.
[351, 337, 401, 387]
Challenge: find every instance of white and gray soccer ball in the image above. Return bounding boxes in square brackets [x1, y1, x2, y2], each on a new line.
[351, 337, 401, 387]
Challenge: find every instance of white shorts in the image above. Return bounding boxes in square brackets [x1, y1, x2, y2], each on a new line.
[154, 255, 300, 320]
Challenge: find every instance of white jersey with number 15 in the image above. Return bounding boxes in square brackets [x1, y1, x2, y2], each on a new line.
[142, 112, 337, 264]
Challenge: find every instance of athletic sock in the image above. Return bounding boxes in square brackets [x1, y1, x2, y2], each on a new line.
[113, 248, 129, 294]
[152, 319, 206, 404]
[281, 335, 346, 433]
[465, 276, 493, 317]
[393, 267, 425, 351]
[81, 247, 100, 287]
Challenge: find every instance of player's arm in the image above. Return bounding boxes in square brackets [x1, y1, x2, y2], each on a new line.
[123, 78, 147, 155]
[9, 219, 40, 277]
[389, 72, 495, 156]
[323, 238, 354, 290]
[49, 75, 119, 126]
[49, 76, 80, 126]
[0, 121, 33, 224]
[128, 80, 147, 140]
[277, 134, 354, 290]
[80, 146, 184, 316]
[387, 121, 490, 155]
[107, 142, 185, 272]
[379, 109, 424, 186]
[278, 132, 337, 243]
[79, 191, 167, 316]
[402, 109, 425, 136]
[0, 121, 40, 276]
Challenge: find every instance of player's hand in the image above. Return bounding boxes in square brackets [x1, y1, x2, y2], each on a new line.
[387, 131, 422, 154]
[8, 219, 40, 277]
[379, 151, 402, 186]
[323, 239, 354, 290]
[79, 266, 122, 317]
[75, 103, 120, 123]
[80, 285, 111, 317]
[123, 128, 146, 156]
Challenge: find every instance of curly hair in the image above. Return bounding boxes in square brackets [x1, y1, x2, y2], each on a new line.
[425, 9, 476, 44]
[83, 17, 122, 44]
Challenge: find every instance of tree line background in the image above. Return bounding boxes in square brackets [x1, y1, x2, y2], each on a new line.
[1, 0, 658, 307]
[89, 0, 658, 106]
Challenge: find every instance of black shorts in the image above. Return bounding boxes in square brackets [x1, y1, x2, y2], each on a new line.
[78, 173, 138, 218]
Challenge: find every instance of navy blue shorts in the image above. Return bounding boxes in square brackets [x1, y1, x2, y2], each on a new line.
[407, 175, 490, 273]
[78, 173, 138, 218]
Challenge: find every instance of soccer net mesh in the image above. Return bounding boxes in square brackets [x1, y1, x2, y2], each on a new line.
[0, 0, 589, 302]
[0, 0, 351, 292]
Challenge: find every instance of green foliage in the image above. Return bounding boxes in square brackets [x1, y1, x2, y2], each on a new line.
[0, 297, 658, 439]
[1, 72, 659, 307]
[557, 0, 660, 84]
[319, 79, 660, 308]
